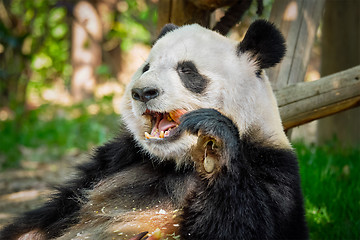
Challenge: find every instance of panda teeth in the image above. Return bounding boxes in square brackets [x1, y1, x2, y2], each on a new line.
[145, 132, 158, 139]
[144, 129, 171, 139]
[144, 132, 153, 139]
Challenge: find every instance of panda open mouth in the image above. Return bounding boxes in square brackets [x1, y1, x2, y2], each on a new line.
[143, 109, 187, 140]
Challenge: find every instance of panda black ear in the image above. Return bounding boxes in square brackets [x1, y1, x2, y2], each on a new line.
[238, 20, 286, 69]
[157, 23, 179, 40]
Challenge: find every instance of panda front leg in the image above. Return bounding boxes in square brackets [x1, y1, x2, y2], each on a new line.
[177, 108, 293, 240]
[177, 108, 251, 240]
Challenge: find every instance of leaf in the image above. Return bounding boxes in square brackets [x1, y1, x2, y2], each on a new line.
[32, 53, 53, 70]
[48, 7, 67, 26]
[51, 23, 68, 39]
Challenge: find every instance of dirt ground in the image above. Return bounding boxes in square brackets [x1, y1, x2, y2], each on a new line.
[0, 151, 89, 229]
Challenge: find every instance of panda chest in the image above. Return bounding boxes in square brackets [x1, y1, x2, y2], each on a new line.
[72, 164, 188, 239]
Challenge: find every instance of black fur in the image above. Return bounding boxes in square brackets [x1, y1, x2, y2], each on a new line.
[177, 61, 209, 94]
[212, 0, 252, 36]
[0, 110, 308, 240]
[178, 109, 308, 240]
[142, 63, 150, 73]
[157, 23, 179, 41]
[238, 20, 286, 69]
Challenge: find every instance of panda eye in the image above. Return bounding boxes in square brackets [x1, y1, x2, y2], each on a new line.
[180, 67, 193, 74]
[179, 66, 193, 74]
[142, 63, 150, 73]
[177, 61, 197, 74]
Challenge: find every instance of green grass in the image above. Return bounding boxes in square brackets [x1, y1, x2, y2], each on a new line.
[1, 104, 359, 238]
[294, 141, 360, 239]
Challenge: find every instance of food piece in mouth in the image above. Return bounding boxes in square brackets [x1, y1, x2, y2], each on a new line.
[144, 109, 187, 139]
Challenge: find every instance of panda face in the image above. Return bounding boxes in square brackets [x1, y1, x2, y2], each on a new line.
[121, 25, 232, 163]
[121, 22, 290, 164]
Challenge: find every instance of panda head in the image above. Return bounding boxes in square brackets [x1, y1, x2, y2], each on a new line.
[121, 20, 290, 165]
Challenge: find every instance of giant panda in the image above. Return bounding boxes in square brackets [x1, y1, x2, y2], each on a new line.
[0, 20, 308, 240]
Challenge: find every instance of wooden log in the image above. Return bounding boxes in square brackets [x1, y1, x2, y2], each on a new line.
[276, 65, 360, 130]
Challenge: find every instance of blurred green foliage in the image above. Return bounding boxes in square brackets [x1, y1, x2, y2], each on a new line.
[109, 0, 157, 51]
[0, 0, 71, 108]
[0, 0, 156, 104]
[0, 96, 119, 169]
[10, 0, 71, 80]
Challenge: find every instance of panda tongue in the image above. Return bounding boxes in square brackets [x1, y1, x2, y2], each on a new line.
[158, 117, 177, 132]
[150, 114, 177, 136]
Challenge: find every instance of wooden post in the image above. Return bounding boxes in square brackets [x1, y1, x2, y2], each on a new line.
[317, 0, 360, 146]
[267, 0, 324, 139]
[268, 0, 325, 90]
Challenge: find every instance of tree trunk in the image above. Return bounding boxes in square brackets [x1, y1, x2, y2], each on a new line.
[157, 0, 239, 32]
[71, 1, 103, 102]
[157, 0, 211, 32]
[317, 0, 360, 146]
[0, 0, 28, 109]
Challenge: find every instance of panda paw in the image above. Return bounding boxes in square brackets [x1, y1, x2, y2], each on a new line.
[178, 108, 240, 176]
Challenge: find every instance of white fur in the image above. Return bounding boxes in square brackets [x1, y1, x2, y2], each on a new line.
[120, 24, 290, 166]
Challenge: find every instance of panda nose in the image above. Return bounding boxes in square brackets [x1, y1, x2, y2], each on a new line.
[131, 87, 160, 102]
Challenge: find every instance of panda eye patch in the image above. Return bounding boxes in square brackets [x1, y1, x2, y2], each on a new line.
[142, 63, 150, 73]
[178, 61, 196, 74]
[176, 61, 209, 94]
